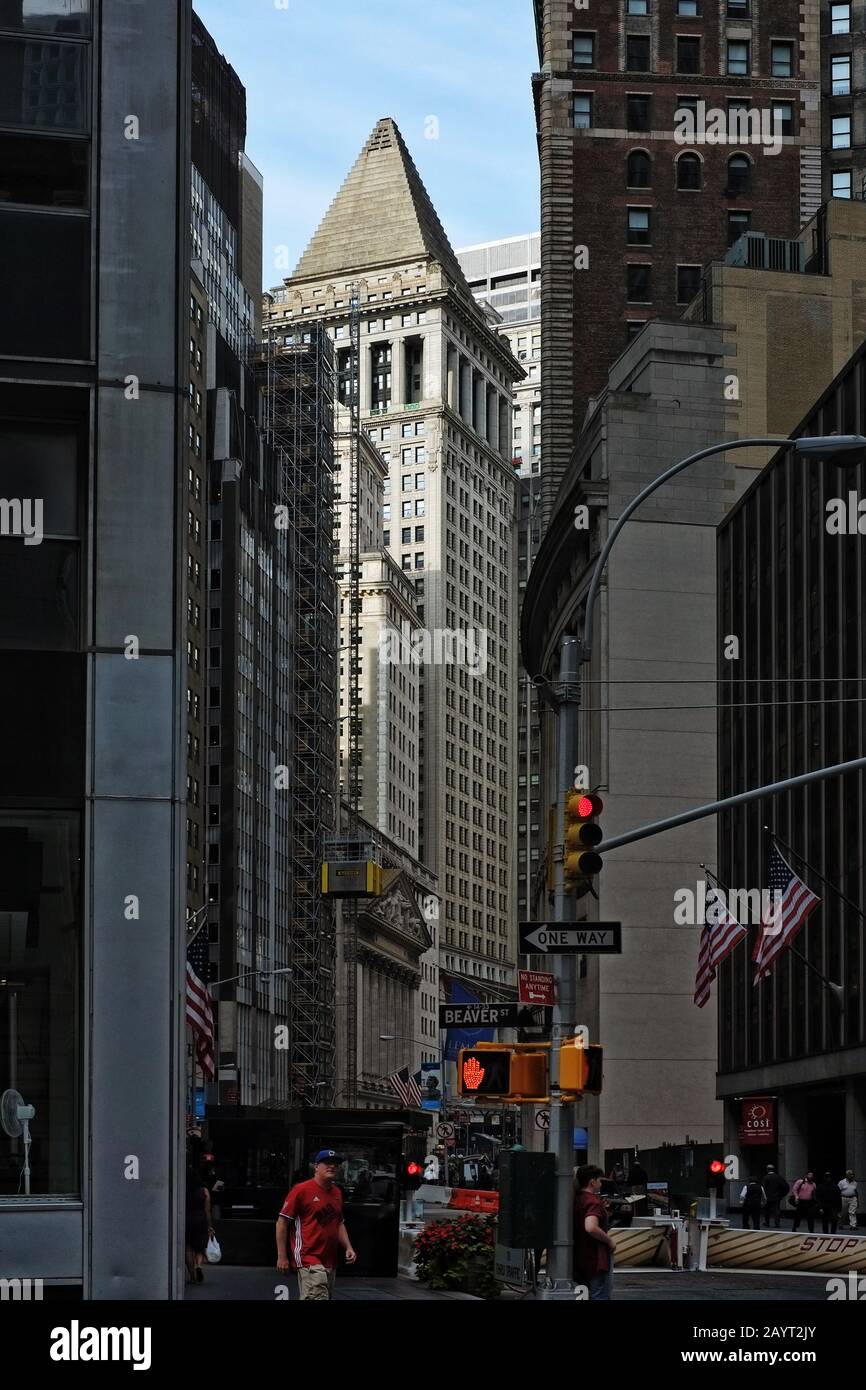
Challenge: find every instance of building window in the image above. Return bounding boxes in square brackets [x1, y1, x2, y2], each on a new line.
[831, 53, 850, 95]
[770, 42, 793, 78]
[573, 33, 595, 67]
[415, 525, 425, 541]
[401, 527, 411, 543]
[832, 115, 851, 150]
[626, 321, 646, 341]
[677, 36, 701, 74]
[727, 210, 751, 245]
[626, 207, 651, 244]
[626, 94, 651, 131]
[383, 529, 390, 545]
[414, 552, 424, 570]
[676, 152, 702, 189]
[727, 40, 749, 76]
[402, 500, 412, 518]
[677, 0, 699, 12]
[415, 472, 425, 489]
[626, 264, 652, 302]
[772, 101, 793, 137]
[627, 149, 651, 186]
[627, 0, 649, 12]
[676, 264, 702, 303]
[415, 499, 425, 516]
[626, 35, 651, 71]
[726, 0, 748, 14]
[831, 4, 851, 35]
[573, 93, 592, 128]
[832, 169, 852, 199]
[727, 153, 751, 193]
[371, 343, 392, 409]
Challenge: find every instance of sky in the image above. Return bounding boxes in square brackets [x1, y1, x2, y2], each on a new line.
[193, 0, 540, 286]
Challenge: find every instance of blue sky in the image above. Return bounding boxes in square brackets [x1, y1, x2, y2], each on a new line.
[193, 0, 540, 285]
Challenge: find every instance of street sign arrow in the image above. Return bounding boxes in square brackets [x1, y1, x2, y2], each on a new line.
[518, 922, 622, 954]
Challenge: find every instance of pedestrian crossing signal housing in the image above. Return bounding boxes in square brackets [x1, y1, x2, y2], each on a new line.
[457, 1047, 548, 1099]
[563, 791, 603, 888]
[559, 1041, 603, 1096]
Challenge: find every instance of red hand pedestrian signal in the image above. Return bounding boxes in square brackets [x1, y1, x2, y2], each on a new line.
[463, 1056, 485, 1091]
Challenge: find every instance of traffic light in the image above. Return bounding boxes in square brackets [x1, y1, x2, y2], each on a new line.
[402, 1158, 423, 1191]
[563, 791, 604, 889]
[706, 1157, 726, 1197]
[559, 1041, 603, 1096]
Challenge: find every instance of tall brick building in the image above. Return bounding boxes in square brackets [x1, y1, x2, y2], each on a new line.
[533, 0, 821, 523]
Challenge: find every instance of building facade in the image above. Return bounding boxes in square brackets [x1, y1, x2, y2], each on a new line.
[264, 119, 522, 1017]
[532, 0, 821, 524]
[717, 336, 866, 1184]
[457, 235, 544, 922]
[0, 0, 190, 1298]
[821, 0, 866, 202]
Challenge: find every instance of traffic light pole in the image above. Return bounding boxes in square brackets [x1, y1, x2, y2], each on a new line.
[541, 633, 581, 1298]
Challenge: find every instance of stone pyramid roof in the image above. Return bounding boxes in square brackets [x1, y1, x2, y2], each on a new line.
[292, 117, 474, 295]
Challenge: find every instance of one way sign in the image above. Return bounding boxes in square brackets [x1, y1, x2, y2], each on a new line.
[519, 922, 622, 954]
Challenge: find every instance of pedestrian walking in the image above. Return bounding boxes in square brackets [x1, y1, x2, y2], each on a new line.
[838, 1170, 859, 1230]
[185, 1163, 215, 1285]
[816, 1172, 842, 1234]
[573, 1164, 616, 1300]
[275, 1149, 357, 1300]
[739, 1177, 766, 1230]
[791, 1172, 818, 1233]
[762, 1166, 789, 1228]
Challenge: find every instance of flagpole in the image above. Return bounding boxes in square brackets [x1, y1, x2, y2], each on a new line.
[699, 861, 842, 1004]
[760, 833, 844, 1005]
[764, 826, 866, 923]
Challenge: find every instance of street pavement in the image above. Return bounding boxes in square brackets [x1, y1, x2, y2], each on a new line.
[185, 1264, 476, 1300]
[188, 1264, 833, 1301]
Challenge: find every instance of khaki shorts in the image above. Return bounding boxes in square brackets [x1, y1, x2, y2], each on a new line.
[297, 1264, 336, 1301]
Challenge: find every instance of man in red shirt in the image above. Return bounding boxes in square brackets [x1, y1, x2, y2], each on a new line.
[573, 1164, 616, 1300]
[276, 1149, 357, 1300]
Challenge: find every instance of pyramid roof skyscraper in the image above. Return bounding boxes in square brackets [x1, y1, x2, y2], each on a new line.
[292, 117, 476, 301]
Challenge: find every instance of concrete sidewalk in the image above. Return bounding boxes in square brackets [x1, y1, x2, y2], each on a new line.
[185, 1264, 476, 1301]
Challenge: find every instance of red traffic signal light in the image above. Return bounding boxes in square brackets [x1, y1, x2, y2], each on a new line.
[563, 791, 604, 888]
[709, 1160, 725, 1175]
[459, 1048, 512, 1095]
[406, 1161, 422, 1177]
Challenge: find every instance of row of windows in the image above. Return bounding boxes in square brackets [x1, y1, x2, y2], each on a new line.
[574, 93, 794, 133]
[626, 149, 754, 191]
[624, 1, 750, 13]
[575, 32, 796, 78]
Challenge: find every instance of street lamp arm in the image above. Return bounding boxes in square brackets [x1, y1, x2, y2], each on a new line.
[580, 437, 796, 661]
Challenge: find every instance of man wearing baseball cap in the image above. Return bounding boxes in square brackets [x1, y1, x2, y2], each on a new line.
[276, 1149, 357, 1300]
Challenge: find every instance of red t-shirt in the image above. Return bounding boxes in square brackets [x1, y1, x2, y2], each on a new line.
[279, 1178, 344, 1269]
[573, 1190, 610, 1281]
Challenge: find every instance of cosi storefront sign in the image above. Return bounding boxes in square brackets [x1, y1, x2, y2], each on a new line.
[738, 1096, 775, 1145]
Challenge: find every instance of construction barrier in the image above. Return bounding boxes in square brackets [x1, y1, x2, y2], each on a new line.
[706, 1226, 866, 1274]
[448, 1187, 499, 1213]
[611, 1224, 672, 1268]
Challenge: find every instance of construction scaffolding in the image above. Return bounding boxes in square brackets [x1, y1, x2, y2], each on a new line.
[261, 320, 338, 1106]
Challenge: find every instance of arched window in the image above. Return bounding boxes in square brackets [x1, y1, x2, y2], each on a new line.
[627, 149, 651, 187]
[727, 154, 751, 194]
[676, 152, 701, 190]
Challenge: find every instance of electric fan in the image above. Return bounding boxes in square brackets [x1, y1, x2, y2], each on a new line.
[1, 1089, 36, 1196]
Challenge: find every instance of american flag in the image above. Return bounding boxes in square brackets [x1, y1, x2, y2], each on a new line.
[186, 926, 215, 1080]
[753, 845, 821, 985]
[694, 878, 748, 1007]
[388, 1065, 422, 1108]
